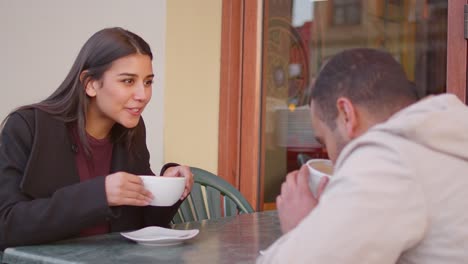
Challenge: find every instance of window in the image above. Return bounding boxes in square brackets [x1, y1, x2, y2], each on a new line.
[332, 0, 362, 26]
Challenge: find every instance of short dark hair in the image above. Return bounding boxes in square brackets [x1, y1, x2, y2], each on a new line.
[311, 48, 418, 128]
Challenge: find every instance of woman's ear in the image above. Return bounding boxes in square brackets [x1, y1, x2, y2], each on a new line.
[336, 97, 359, 139]
[80, 71, 97, 97]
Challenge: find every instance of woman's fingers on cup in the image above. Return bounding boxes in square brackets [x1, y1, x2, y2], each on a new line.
[164, 165, 190, 178]
[125, 181, 154, 199]
[130, 190, 153, 204]
[163, 166, 179, 177]
[108, 192, 151, 207]
[179, 166, 194, 199]
[181, 188, 189, 200]
[120, 190, 153, 205]
[135, 187, 153, 201]
[181, 182, 193, 200]
[177, 165, 194, 179]
[164, 166, 194, 198]
[185, 173, 194, 191]
[121, 197, 150, 206]
[180, 165, 191, 176]
[124, 173, 143, 183]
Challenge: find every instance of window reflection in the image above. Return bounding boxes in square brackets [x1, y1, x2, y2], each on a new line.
[261, 0, 448, 207]
[333, 0, 362, 26]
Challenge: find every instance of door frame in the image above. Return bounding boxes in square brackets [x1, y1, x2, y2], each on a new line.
[447, 0, 467, 100]
[218, 0, 263, 210]
[218, 0, 468, 210]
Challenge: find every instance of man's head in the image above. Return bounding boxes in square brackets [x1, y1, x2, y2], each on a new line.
[310, 48, 419, 163]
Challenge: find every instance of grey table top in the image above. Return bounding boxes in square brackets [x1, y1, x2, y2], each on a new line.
[2, 211, 281, 264]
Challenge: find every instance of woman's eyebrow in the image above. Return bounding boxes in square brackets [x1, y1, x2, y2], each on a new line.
[117, 73, 138, 77]
[117, 73, 154, 78]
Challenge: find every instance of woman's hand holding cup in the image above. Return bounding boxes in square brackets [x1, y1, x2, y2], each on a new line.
[105, 171, 153, 206]
[162, 165, 194, 200]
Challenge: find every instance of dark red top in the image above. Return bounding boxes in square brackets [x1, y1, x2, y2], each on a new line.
[70, 126, 113, 237]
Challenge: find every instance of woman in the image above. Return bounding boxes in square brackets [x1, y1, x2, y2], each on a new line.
[0, 27, 193, 249]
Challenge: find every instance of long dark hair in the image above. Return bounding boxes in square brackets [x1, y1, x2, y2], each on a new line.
[2, 27, 153, 154]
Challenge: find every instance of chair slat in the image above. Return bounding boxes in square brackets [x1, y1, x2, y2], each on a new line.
[205, 186, 222, 219]
[178, 195, 196, 222]
[200, 186, 210, 219]
[189, 183, 207, 220]
[224, 196, 238, 217]
[172, 209, 184, 224]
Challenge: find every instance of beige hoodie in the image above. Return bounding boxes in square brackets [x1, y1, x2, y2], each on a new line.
[258, 94, 468, 264]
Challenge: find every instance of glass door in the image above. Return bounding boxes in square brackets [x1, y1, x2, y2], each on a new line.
[260, 0, 449, 209]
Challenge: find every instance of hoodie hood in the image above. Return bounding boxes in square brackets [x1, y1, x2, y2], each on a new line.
[370, 94, 468, 162]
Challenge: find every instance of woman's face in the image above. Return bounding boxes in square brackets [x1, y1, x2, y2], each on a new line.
[85, 53, 153, 137]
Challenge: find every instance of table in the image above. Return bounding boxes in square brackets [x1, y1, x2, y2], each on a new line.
[2, 211, 281, 264]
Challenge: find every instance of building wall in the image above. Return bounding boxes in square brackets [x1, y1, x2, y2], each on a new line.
[0, 0, 167, 171]
[164, 0, 222, 174]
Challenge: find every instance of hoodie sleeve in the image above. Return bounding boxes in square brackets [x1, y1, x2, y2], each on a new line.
[258, 138, 428, 264]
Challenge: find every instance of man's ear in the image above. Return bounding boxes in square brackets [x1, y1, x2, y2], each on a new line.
[336, 97, 359, 139]
[80, 71, 97, 97]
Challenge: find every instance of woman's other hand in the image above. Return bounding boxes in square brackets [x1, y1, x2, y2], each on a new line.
[105, 172, 153, 206]
[162, 165, 194, 200]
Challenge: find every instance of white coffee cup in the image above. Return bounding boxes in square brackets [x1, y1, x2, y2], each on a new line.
[306, 159, 333, 197]
[139, 176, 186, 206]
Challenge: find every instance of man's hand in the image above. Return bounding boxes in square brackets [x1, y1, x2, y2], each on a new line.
[162, 165, 194, 200]
[105, 172, 153, 206]
[276, 165, 329, 234]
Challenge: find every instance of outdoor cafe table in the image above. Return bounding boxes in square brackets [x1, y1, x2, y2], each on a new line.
[2, 210, 281, 264]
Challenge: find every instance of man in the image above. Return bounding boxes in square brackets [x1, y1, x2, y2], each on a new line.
[258, 48, 468, 263]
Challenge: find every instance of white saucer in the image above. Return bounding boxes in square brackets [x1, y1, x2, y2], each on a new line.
[121, 226, 199, 246]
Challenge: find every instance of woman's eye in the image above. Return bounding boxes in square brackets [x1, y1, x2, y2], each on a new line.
[122, 79, 134, 85]
[144, 80, 154, 86]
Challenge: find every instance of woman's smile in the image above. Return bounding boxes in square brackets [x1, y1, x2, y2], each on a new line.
[125, 107, 144, 116]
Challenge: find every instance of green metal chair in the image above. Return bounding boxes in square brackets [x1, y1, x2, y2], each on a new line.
[171, 167, 254, 224]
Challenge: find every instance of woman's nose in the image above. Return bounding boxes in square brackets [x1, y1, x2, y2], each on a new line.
[133, 83, 148, 101]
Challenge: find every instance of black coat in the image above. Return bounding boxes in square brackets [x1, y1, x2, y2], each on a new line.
[0, 109, 181, 250]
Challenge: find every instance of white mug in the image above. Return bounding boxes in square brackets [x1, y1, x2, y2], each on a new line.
[306, 159, 333, 197]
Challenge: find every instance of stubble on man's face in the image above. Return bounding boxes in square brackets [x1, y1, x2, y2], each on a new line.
[310, 101, 350, 163]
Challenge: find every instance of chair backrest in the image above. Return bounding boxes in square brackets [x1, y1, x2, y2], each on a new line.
[171, 167, 254, 224]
